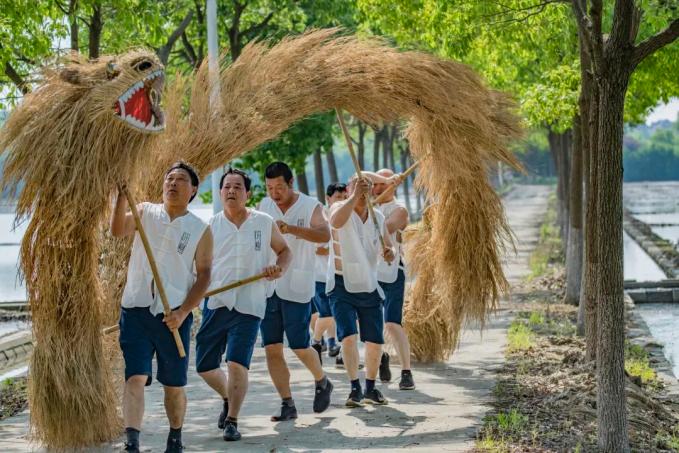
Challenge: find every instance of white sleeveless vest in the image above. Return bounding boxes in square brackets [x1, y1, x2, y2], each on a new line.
[207, 209, 274, 319]
[326, 208, 386, 299]
[376, 199, 406, 283]
[122, 203, 208, 315]
[260, 193, 320, 303]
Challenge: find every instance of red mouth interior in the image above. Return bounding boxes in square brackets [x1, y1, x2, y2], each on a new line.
[126, 88, 152, 125]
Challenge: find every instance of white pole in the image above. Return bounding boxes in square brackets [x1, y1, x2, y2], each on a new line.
[207, 0, 222, 213]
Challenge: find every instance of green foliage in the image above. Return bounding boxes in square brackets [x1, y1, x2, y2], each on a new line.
[508, 321, 534, 352]
[478, 408, 530, 450]
[625, 342, 660, 388]
[623, 120, 679, 181]
[528, 194, 562, 279]
[528, 312, 544, 328]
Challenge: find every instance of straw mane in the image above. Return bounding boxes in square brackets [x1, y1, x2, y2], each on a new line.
[0, 29, 520, 449]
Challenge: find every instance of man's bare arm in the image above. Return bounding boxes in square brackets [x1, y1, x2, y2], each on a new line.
[385, 206, 409, 235]
[281, 205, 330, 243]
[110, 189, 141, 237]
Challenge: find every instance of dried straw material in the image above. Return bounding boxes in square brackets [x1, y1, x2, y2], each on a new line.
[1, 29, 520, 449]
[0, 51, 163, 449]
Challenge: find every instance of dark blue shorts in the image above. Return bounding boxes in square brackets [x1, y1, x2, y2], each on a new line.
[328, 275, 384, 344]
[382, 269, 406, 325]
[119, 306, 193, 387]
[260, 293, 312, 350]
[195, 303, 261, 371]
[312, 281, 333, 318]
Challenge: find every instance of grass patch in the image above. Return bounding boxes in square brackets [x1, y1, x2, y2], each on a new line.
[528, 194, 563, 280]
[625, 343, 660, 388]
[0, 377, 27, 420]
[507, 321, 534, 352]
[476, 409, 530, 451]
[655, 426, 679, 451]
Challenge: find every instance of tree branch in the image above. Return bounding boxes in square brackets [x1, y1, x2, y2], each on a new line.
[241, 11, 275, 39]
[157, 10, 194, 65]
[4, 62, 29, 94]
[632, 18, 679, 68]
[609, 0, 640, 50]
[181, 31, 198, 68]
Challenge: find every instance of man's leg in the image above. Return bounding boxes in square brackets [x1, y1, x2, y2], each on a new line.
[123, 375, 148, 430]
[199, 368, 229, 398]
[226, 362, 249, 418]
[364, 341, 382, 381]
[358, 300, 388, 405]
[313, 317, 334, 344]
[342, 334, 360, 381]
[385, 322, 412, 370]
[163, 386, 187, 429]
[265, 343, 292, 399]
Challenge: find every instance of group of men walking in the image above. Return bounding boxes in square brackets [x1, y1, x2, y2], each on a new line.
[111, 161, 414, 452]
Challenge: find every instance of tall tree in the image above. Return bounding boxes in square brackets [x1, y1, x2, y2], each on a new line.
[313, 147, 326, 203]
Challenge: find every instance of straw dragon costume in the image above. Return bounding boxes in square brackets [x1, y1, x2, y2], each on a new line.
[0, 30, 521, 449]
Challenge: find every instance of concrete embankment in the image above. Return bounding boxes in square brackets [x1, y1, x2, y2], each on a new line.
[623, 209, 679, 279]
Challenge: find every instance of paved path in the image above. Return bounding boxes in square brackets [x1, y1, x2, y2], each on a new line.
[0, 185, 550, 453]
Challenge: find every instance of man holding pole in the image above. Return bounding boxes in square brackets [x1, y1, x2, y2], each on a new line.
[258, 161, 334, 421]
[327, 174, 396, 407]
[196, 168, 292, 442]
[372, 168, 415, 390]
[111, 162, 213, 453]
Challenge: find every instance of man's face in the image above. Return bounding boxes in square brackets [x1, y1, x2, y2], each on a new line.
[221, 173, 249, 208]
[328, 189, 348, 205]
[163, 169, 196, 206]
[372, 169, 394, 196]
[265, 176, 294, 206]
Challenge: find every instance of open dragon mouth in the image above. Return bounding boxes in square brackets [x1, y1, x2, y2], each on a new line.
[113, 69, 165, 133]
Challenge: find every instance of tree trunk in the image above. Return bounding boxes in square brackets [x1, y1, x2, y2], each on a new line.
[382, 125, 392, 169]
[325, 145, 339, 183]
[372, 127, 383, 171]
[581, 81, 600, 357]
[69, 0, 79, 52]
[548, 129, 570, 245]
[400, 144, 412, 216]
[88, 2, 103, 59]
[313, 148, 325, 204]
[296, 170, 309, 195]
[357, 121, 367, 169]
[595, 71, 630, 453]
[565, 115, 584, 306]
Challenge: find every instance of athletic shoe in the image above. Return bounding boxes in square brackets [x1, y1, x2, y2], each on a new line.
[399, 372, 415, 390]
[218, 399, 229, 429]
[313, 378, 334, 413]
[364, 388, 388, 405]
[123, 442, 140, 453]
[271, 402, 298, 421]
[222, 421, 241, 441]
[379, 352, 392, 382]
[335, 354, 344, 368]
[164, 438, 184, 453]
[345, 388, 365, 407]
[312, 342, 323, 365]
[328, 343, 341, 357]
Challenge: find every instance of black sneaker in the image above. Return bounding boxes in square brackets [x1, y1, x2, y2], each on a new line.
[222, 421, 241, 441]
[313, 378, 333, 413]
[345, 388, 365, 407]
[399, 372, 415, 390]
[328, 343, 341, 357]
[271, 402, 298, 421]
[364, 388, 388, 405]
[379, 352, 392, 382]
[218, 399, 229, 429]
[335, 354, 344, 368]
[164, 438, 184, 453]
[123, 442, 140, 453]
[312, 343, 323, 365]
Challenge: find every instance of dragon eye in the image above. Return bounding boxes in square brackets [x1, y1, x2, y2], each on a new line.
[106, 62, 120, 79]
[134, 60, 152, 72]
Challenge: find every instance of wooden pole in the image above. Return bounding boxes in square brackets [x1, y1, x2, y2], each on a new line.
[373, 160, 421, 205]
[118, 185, 186, 358]
[335, 110, 387, 251]
[205, 272, 268, 297]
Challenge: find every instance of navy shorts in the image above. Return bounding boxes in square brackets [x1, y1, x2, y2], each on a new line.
[328, 275, 384, 344]
[195, 303, 261, 371]
[312, 281, 333, 318]
[119, 306, 193, 387]
[260, 293, 312, 350]
[382, 269, 406, 325]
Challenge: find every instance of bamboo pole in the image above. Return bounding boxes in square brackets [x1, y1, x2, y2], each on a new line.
[205, 272, 268, 297]
[335, 110, 387, 251]
[118, 185, 186, 358]
[373, 160, 421, 205]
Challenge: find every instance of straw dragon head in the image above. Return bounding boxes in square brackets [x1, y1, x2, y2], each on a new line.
[58, 49, 165, 134]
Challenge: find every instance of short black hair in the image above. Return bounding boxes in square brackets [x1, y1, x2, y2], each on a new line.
[166, 161, 199, 202]
[220, 167, 252, 192]
[264, 161, 293, 183]
[326, 182, 347, 197]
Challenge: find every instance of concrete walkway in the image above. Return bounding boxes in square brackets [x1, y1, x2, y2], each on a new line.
[0, 185, 550, 453]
